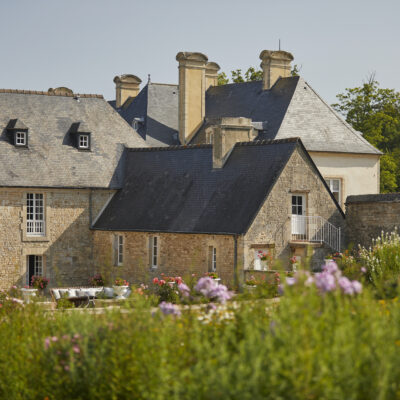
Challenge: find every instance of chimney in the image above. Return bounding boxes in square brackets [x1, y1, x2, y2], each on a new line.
[176, 52, 208, 144]
[208, 117, 256, 168]
[113, 74, 142, 108]
[259, 50, 294, 90]
[205, 62, 220, 90]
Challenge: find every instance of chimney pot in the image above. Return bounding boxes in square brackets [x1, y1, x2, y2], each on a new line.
[259, 50, 294, 90]
[113, 74, 142, 108]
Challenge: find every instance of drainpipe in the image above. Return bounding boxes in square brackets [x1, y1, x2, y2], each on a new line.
[233, 234, 239, 290]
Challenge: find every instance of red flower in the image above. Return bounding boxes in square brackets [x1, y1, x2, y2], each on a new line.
[159, 279, 166, 286]
[153, 277, 159, 284]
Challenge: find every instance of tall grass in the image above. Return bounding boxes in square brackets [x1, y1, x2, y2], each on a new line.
[0, 281, 400, 399]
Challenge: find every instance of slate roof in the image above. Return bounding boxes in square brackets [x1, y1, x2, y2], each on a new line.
[112, 83, 179, 146]
[0, 90, 147, 188]
[199, 76, 381, 155]
[93, 138, 341, 234]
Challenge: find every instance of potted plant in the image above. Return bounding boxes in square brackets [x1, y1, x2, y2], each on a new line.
[244, 275, 258, 292]
[113, 278, 129, 299]
[20, 285, 38, 303]
[88, 273, 105, 287]
[206, 272, 221, 284]
[30, 275, 49, 291]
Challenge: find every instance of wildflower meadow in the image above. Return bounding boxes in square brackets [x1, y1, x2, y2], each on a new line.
[1, 231, 400, 398]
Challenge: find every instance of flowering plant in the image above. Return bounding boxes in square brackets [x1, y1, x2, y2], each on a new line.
[31, 275, 49, 290]
[206, 272, 219, 279]
[289, 256, 297, 265]
[257, 250, 271, 262]
[245, 275, 258, 286]
[88, 273, 104, 287]
[114, 278, 129, 286]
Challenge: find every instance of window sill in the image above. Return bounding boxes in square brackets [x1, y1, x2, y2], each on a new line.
[22, 235, 49, 243]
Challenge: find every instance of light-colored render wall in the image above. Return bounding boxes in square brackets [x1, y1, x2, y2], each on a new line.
[0, 188, 114, 289]
[309, 152, 380, 206]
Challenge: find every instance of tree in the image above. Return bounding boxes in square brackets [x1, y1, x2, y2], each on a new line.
[332, 77, 400, 192]
[218, 65, 301, 85]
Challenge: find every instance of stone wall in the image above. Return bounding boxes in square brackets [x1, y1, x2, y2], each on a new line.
[244, 147, 345, 271]
[346, 193, 400, 249]
[0, 188, 114, 289]
[93, 231, 239, 287]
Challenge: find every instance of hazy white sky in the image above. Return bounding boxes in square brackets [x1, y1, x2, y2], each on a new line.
[0, 0, 399, 103]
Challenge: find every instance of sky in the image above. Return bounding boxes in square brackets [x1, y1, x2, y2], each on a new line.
[0, 0, 399, 104]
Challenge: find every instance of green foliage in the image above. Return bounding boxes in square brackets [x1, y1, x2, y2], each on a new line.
[2, 281, 400, 398]
[217, 71, 229, 86]
[332, 77, 400, 192]
[358, 230, 400, 298]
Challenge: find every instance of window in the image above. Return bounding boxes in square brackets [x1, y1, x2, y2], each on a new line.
[15, 132, 26, 146]
[27, 255, 43, 285]
[113, 235, 123, 266]
[292, 195, 305, 216]
[253, 249, 270, 271]
[326, 179, 341, 204]
[79, 134, 89, 149]
[208, 246, 217, 272]
[26, 193, 45, 236]
[150, 237, 158, 268]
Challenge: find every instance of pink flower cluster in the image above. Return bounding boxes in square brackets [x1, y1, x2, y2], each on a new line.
[283, 260, 362, 296]
[44, 333, 82, 372]
[153, 275, 183, 286]
[195, 277, 233, 303]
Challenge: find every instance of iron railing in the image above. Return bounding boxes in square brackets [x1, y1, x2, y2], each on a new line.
[291, 215, 341, 253]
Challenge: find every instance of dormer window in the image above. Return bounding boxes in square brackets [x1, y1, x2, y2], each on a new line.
[7, 119, 29, 147]
[70, 121, 91, 151]
[15, 132, 27, 146]
[79, 134, 89, 149]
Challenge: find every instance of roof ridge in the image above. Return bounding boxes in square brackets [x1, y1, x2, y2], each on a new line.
[150, 82, 178, 87]
[127, 138, 300, 153]
[127, 143, 212, 152]
[0, 89, 104, 98]
[235, 137, 300, 147]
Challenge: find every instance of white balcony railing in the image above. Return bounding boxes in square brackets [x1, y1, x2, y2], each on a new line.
[291, 215, 341, 253]
[27, 220, 45, 236]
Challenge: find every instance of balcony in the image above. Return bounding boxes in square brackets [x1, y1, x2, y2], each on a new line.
[291, 215, 341, 253]
[27, 220, 45, 236]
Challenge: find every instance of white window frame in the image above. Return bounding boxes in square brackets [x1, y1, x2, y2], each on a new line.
[211, 247, 216, 272]
[113, 235, 124, 266]
[15, 132, 26, 146]
[26, 193, 45, 236]
[326, 178, 341, 205]
[150, 236, 158, 268]
[79, 134, 89, 149]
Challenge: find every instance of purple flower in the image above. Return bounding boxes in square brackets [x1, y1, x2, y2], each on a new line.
[286, 277, 296, 286]
[352, 280, 362, 294]
[207, 285, 233, 303]
[159, 301, 181, 316]
[195, 277, 216, 296]
[178, 283, 190, 297]
[73, 345, 80, 354]
[338, 276, 354, 295]
[277, 284, 284, 295]
[361, 267, 367, 274]
[323, 260, 339, 275]
[44, 337, 51, 350]
[315, 271, 336, 293]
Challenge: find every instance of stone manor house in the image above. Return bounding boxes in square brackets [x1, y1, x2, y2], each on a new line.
[0, 50, 382, 288]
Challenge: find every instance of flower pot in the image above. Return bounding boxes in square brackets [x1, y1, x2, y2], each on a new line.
[213, 278, 221, 285]
[112, 285, 129, 300]
[20, 288, 38, 304]
[243, 284, 257, 292]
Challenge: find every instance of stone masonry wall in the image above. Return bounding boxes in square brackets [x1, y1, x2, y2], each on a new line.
[92, 231, 238, 287]
[0, 188, 114, 289]
[346, 194, 400, 249]
[244, 147, 345, 271]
